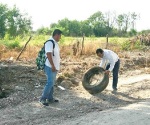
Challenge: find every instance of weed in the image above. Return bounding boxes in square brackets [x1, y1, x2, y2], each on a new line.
[121, 41, 131, 50]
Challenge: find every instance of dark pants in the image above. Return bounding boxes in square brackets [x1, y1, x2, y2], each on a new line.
[106, 59, 120, 89]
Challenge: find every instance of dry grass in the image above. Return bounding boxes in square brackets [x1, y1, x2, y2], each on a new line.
[0, 45, 40, 61]
[0, 41, 122, 61]
[0, 36, 143, 61]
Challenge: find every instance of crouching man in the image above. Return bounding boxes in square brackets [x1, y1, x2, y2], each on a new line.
[96, 48, 120, 91]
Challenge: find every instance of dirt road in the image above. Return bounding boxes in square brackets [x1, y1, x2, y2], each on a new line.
[60, 100, 150, 125]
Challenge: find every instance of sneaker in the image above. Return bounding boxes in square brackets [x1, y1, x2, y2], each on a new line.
[39, 100, 49, 106]
[113, 88, 117, 91]
[113, 87, 117, 91]
[112, 88, 117, 93]
[48, 99, 59, 104]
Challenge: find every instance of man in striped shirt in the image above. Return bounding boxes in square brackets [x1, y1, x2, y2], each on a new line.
[96, 48, 120, 91]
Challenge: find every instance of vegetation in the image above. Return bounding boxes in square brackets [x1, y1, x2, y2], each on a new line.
[0, 3, 149, 61]
[37, 11, 140, 37]
[0, 3, 32, 39]
[0, 35, 143, 51]
[1, 3, 150, 39]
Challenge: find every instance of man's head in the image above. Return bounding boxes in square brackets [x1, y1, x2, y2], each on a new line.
[96, 48, 104, 58]
[52, 29, 62, 42]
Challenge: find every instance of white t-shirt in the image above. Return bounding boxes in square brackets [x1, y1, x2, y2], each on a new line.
[99, 49, 119, 71]
[45, 38, 60, 70]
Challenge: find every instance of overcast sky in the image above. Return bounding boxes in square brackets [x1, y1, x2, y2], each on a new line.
[0, 0, 149, 31]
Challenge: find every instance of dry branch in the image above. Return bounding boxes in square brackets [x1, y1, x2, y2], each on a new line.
[16, 36, 32, 61]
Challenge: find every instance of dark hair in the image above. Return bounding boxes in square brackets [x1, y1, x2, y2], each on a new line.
[96, 48, 103, 54]
[52, 29, 62, 36]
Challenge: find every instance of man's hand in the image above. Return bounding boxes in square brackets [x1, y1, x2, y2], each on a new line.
[51, 65, 57, 72]
[47, 52, 56, 72]
[105, 70, 110, 75]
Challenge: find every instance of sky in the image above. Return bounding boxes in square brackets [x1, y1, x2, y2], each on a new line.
[0, 0, 149, 31]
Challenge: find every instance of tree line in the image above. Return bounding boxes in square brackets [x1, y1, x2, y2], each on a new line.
[1, 3, 149, 39]
[44, 11, 139, 37]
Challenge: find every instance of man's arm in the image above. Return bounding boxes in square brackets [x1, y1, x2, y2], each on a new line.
[47, 52, 56, 72]
[108, 55, 115, 72]
[99, 59, 105, 69]
[105, 55, 115, 75]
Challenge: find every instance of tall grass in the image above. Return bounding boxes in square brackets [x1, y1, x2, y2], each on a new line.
[0, 35, 144, 60]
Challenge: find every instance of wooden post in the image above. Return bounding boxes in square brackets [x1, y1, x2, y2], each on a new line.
[105, 34, 108, 49]
[80, 33, 85, 55]
[16, 36, 32, 61]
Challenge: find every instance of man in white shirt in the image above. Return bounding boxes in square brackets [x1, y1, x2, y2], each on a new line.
[96, 48, 120, 91]
[40, 29, 62, 106]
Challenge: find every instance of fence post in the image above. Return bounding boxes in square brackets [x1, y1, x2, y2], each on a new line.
[105, 34, 108, 49]
[80, 33, 85, 55]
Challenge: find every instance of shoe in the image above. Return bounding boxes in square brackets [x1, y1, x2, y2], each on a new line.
[113, 88, 117, 91]
[48, 99, 59, 103]
[112, 88, 117, 93]
[39, 100, 49, 106]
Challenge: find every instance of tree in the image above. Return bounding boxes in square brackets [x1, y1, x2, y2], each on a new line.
[80, 20, 93, 37]
[130, 12, 138, 30]
[0, 4, 7, 38]
[122, 13, 130, 33]
[36, 27, 50, 35]
[116, 13, 130, 36]
[128, 29, 137, 36]
[68, 20, 81, 36]
[6, 5, 32, 37]
[116, 14, 124, 32]
[116, 12, 139, 36]
[38, 11, 140, 37]
[104, 11, 117, 36]
[0, 4, 32, 38]
[57, 18, 70, 36]
[104, 11, 116, 29]
[88, 11, 108, 36]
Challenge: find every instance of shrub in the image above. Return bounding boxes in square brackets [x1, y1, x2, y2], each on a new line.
[121, 41, 131, 50]
[4, 33, 11, 40]
[3, 40, 20, 49]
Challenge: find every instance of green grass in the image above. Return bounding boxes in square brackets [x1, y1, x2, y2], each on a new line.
[0, 40, 21, 49]
[0, 35, 142, 51]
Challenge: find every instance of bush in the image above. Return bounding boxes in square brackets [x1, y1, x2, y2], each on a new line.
[4, 33, 11, 40]
[121, 41, 131, 50]
[3, 40, 20, 49]
[134, 40, 143, 50]
[121, 40, 143, 51]
[59, 35, 65, 45]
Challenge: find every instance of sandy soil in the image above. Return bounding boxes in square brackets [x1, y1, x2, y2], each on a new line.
[60, 100, 150, 125]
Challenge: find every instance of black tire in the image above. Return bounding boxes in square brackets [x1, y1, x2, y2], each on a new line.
[82, 66, 109, 94]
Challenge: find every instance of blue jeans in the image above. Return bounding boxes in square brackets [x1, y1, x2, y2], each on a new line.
[106, 59, 120, 89]
[40, 65, 57, 101]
